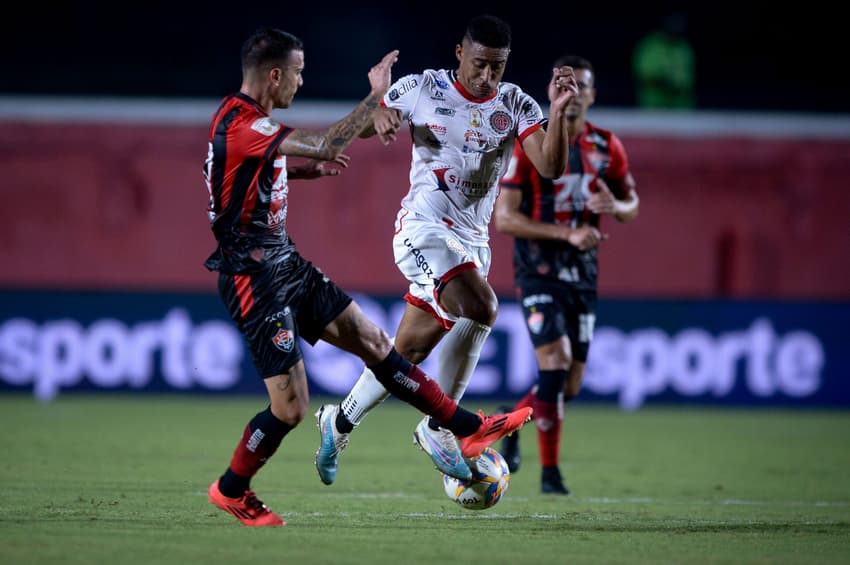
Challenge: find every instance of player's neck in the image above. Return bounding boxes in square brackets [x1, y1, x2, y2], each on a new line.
[567, 116, 585, 141]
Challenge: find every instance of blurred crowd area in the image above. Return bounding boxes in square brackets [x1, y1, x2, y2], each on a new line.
[2, 4, 846, 113]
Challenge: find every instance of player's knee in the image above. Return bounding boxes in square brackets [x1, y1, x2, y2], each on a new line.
[460, 297, 498, 326]
[361, 326, 394, 364]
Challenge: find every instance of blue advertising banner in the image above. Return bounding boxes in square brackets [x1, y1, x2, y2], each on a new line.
[0, 290, 846, 409]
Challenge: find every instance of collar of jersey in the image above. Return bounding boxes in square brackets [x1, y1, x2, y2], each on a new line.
[450, 70, 497, 103]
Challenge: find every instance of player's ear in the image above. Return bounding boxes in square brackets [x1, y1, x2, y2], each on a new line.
[455, 44, 463, 62]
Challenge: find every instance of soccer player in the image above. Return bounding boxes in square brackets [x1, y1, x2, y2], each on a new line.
[314, 15, 578, 485]
[203, 27, 533, 527]
[495, 55, 640, 494]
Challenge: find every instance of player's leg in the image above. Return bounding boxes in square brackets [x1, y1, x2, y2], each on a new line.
[404, 269, 496, 477]
[534, 338, 571, 495]
[537, 290, 595, 494]
[433, 267, 497, 401]
[322, 301, 532, 473]
[208, 270, 305, 526]
[501, 283, 570, 484]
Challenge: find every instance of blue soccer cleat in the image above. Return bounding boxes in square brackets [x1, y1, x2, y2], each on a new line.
[314, 404, 350, 485]
[413, 416, 472, 481]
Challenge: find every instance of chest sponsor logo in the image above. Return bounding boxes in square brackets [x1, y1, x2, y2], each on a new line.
[251, 117, 281, 136]
[427, 123, 447, 136]
[435, 107, 455, 116]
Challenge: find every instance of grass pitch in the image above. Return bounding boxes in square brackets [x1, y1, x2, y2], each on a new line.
[1, 394, 848, 564]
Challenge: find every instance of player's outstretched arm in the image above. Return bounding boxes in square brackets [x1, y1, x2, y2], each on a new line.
[279, 50, 400, 160]
[521, 66, 579, 179]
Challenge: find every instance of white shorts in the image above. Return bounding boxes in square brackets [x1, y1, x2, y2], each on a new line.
[392, 209, 492, 328]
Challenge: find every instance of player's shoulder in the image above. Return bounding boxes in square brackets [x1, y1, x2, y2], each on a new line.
[584, 119, 628, 157]
[584, 119, 619, 142]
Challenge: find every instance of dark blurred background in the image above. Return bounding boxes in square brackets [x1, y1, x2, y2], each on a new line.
[3, 2, 845, 112]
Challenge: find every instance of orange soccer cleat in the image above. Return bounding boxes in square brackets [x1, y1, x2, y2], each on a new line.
[207, 479, 285, 527]
[459, 407, 533, 459]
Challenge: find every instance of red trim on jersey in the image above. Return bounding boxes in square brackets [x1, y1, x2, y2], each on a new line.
[441, 217, 454, 227]
[234, 274, 254, 317]
[518, 122, 543, 142]
[404, 292, 455, 330]
[394, 209, 410, 235]
[452, 78, 497, 103]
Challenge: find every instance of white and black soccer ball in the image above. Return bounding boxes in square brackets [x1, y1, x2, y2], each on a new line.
[442, 447, 510, 510]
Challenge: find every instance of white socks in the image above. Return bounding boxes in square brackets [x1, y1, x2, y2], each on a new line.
[436, 317, 492, 401]
[340, 367, 389, 427]
[339, 317, 491, 427]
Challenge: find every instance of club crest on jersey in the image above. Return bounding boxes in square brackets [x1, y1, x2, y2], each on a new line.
[489, 110, 513, 133]
[527, 311, 544, 334]
[251, 117, 281, 136]
[272, 328, 294, 352]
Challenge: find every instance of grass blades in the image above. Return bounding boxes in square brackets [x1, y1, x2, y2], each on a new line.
[1, 394, 848, 564]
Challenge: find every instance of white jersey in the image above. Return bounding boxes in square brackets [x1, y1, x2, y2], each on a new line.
[384, 69, 544, 245]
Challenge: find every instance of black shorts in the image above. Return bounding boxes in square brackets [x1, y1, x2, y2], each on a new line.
[517, 279, 597, 363]
[217, 250, 353, 378]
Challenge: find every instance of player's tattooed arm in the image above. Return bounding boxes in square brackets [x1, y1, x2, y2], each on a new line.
[278, 50, 398, 161]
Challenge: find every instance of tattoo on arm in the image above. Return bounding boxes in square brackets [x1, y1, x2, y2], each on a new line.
[278, 93, 382, 159]
[328, 93, 381, 147]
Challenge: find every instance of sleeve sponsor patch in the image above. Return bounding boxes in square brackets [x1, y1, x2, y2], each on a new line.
[251, 117, 281, 136]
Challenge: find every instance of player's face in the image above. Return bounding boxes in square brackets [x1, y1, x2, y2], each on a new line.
[274, 50, 305, 109]
[550, 67, 595, 120]
[455, 39, 509, 99]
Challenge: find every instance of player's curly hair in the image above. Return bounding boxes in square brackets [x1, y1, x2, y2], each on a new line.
[464, 15, 511, 48]
[241, 27, 304, 71]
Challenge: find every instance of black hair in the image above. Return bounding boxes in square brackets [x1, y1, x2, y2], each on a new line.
[241, 27, 304, 71]
[553, 54, 594, 76]
[464, 15, 511, 48]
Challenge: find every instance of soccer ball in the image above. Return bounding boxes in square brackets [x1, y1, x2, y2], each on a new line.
[442, 447, 510, 510]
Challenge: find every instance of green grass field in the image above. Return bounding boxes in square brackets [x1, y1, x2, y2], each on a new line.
[1, 394, 848, 565]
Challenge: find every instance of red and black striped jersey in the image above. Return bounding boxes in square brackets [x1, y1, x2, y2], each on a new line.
[499, 120, 633, 289]
[202, 93, 295, 274]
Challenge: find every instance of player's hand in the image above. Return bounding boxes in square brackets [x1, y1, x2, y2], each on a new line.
[551, 65, 579, 113]
[374, 107, 402, 145]
[292, 155, 350, 179]
[368, 49, 400, 97]
[565, 225, 607, 251]
[588, 178, 617, 215]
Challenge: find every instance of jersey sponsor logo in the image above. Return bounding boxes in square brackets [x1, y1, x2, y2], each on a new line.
[388, 78, 418, 101]
[522, 293, 554, 307]
[433, 166, 494, 197]
[272, 328, 294, 352]
[403, 238, 434, 278]
[264, 308, 291, 324]
[427, 123, 447, 136]
[430, 90, 445, 100]
[435, 107, 455, 116]
[489, 110, 513, 133]
[434, 79, 449, 89]
[251, 117, 281, 136]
